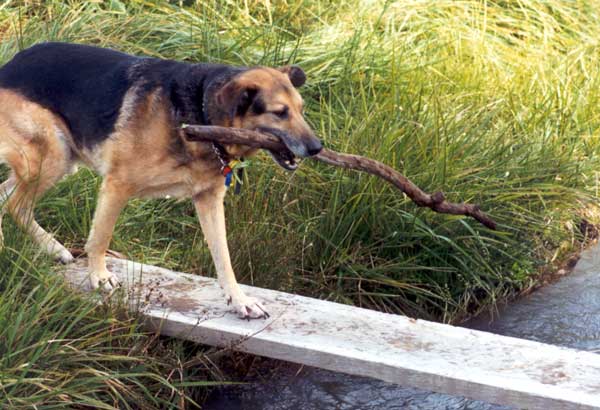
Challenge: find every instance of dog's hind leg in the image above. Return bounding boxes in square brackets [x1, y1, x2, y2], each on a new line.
[193, 186, 269, 319]
[0, 176, 16, 248]
[0, 100, 73, 263]
[3, 146, 74, 264]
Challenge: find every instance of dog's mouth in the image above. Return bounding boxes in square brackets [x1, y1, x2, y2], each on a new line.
[258, 127, 305, 171]
[267, 149, 299, 171]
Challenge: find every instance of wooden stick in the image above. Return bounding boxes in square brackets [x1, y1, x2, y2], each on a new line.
[181, 125, 497, 229]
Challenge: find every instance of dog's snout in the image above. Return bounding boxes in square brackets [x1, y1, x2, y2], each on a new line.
[306, 139, 323, 156]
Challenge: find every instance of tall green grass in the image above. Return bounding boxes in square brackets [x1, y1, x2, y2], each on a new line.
[2, 0, 600, 315]
[1, 0, 600, 405]
[0, 226, 222, 408]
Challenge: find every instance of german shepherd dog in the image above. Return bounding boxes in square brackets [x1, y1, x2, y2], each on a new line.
[0, 42, 322, 319]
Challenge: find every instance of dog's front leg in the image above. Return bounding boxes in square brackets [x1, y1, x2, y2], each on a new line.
[85, 176, 130, 291]
[193, 188, 269, 319]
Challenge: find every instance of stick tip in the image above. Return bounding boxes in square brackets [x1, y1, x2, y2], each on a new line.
[477, 214, 497, 230]
[485, 220, 498, 230]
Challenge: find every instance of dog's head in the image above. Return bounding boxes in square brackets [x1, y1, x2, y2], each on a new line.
[209, 66, 322, 170]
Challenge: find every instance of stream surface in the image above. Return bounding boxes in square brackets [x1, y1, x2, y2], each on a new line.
[204, 244, 600, 409]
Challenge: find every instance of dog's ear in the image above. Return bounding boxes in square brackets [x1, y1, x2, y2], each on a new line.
[215, 80, 258, 124]
[279, 65, 306, 88]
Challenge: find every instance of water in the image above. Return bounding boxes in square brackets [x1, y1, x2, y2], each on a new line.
[205, 245, 600, 409]
[467, 246, 600, 352]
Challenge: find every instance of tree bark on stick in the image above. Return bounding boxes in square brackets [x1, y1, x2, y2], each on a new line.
[181, 125, 497, 230]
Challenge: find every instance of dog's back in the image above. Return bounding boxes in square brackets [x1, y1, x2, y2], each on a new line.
[0, 42, 145, 147]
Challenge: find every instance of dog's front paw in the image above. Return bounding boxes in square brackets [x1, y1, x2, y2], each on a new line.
[228, 294, 269, 320]
[89, 269, 121, 292]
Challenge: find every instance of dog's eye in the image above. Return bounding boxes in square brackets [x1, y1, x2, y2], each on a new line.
[272, 107, 289, 119]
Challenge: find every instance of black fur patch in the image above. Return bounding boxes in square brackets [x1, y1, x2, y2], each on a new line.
[251, 97, 267, 115]
[0, 42, 243, 148]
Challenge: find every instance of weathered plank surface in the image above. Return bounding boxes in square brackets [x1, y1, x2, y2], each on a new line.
[63, 258, 600, 410]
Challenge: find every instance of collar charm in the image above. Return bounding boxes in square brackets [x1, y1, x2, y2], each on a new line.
[222, 160, 241, 190]
[212, 142, 244, 193]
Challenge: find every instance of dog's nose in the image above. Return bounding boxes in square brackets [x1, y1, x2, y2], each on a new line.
[306, 139, 323, 156]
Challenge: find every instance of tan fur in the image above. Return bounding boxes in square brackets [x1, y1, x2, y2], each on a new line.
[0, 90, 73, 261]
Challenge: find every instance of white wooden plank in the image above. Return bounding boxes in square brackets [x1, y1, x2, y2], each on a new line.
[62, 258, 600, 410]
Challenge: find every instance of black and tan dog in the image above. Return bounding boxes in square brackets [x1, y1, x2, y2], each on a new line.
[0, 42, 322, 319]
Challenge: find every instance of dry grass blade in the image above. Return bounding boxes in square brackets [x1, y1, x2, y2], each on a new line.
[181, 125, 497, 229]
